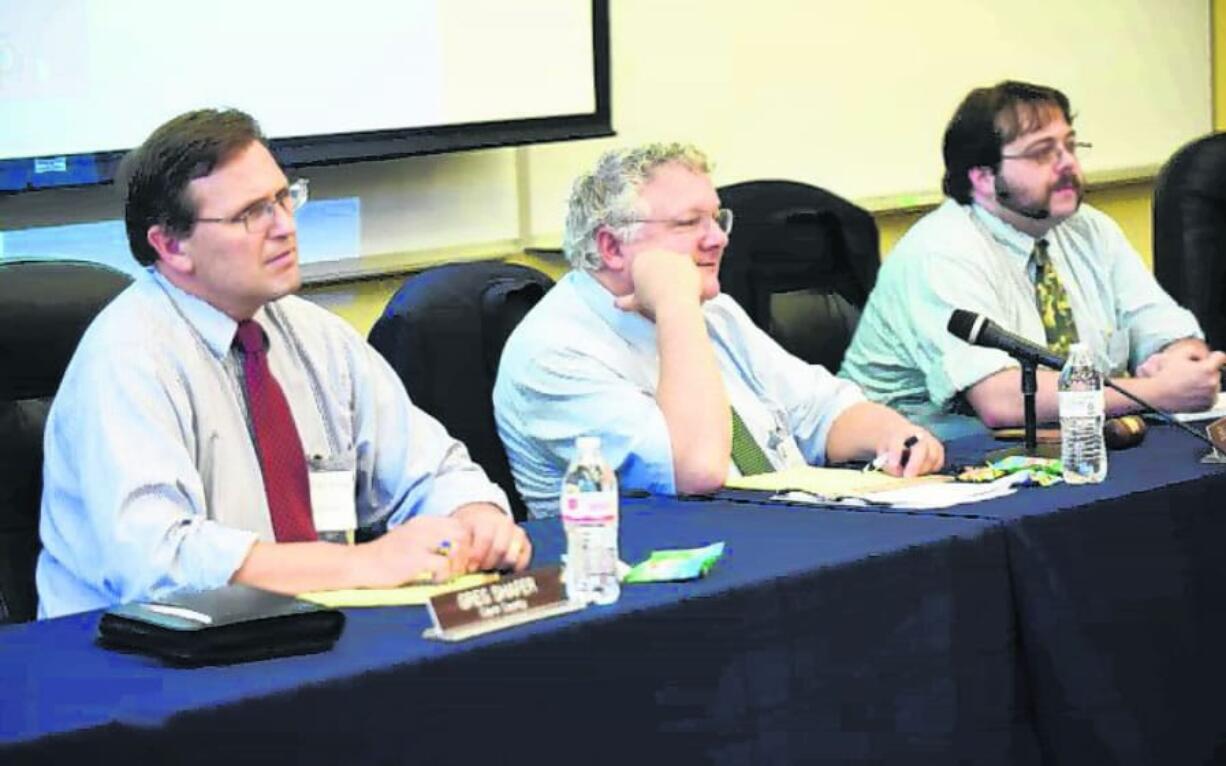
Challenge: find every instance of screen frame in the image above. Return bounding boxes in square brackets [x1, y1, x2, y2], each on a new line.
[0, 0, 612, 194]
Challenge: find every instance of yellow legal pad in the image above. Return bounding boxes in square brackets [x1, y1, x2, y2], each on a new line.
[298, 573, 500, 608]
[725, 465, 950, 497]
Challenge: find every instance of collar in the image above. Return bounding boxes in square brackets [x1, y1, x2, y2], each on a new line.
[568, 269, 660, 349]
[149, 268, 272, 359]
[970, 202, 1043, 261]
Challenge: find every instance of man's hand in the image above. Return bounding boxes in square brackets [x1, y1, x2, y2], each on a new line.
[230, 510, 524, 596]
[872, 427, 944, 478]
[451, 503, 532, 573]
[826, 401, 945, 477]
[1136, 338, 1212, 378]
[613, 249, 702, 320]
[1143, 350, 1226, 413]
[353, 515, 472, 587]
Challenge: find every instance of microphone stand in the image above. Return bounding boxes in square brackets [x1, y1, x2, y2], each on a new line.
[990, 360, 1062, 461]
[989, 367, 1226, 462]
[1022, 360, 1038, 452]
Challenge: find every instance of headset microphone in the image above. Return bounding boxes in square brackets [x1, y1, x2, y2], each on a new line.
[993, 176, 1050, 221]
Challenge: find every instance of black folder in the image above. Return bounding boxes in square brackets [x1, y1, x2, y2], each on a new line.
[97, 584, 345, 666]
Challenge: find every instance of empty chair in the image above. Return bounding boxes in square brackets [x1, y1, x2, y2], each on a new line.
[1153, 132, 1226, 351]
[0, 260, 132, 623]
[368, 260, 554, 521]
[716, 180, 880, 372]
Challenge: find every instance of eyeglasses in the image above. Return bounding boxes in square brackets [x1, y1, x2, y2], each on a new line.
[194, 178, 309, 234]
[618, 208, 734, 236]
[1001, 140, 1092, 166]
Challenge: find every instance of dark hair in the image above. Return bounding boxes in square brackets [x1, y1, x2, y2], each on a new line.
[120, 109, 267, 266]
[941, 81, 1073, 204]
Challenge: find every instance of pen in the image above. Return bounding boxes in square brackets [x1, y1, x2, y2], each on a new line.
[900, 435, 920, 470]
[864, 434, 921, 473]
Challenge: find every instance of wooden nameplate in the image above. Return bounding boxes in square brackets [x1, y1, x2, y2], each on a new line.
[1202, 416, 1226, 464]
[422, 565, 583, 642]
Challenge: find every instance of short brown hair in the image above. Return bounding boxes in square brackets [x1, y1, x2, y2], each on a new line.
[120, 109, 268, 266]
[941, 81, 1073, 204]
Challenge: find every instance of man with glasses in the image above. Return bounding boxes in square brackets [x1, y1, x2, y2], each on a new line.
[494, 143, 943, 519]
[37, 109, 530, 617]
[841, 80, 1224, 431]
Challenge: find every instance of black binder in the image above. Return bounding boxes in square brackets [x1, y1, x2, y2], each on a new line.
[97, 584, 345, 666]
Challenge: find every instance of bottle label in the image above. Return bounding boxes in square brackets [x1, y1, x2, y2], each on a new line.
[561, 489, 617, 525]
[1059, 390, 1104, 418]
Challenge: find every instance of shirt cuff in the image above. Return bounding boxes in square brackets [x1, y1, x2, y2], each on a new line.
[1132, 318, 1204, 367]
[809, 382, 867, 464]
[935, 347, 1019, 409]
[174, 521, 260, 593]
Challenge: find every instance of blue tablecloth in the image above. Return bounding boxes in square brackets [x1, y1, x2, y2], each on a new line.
[7, 426, 1219, 764]
[0, 499, 1032, 764]
[720, 424, 1226, 765]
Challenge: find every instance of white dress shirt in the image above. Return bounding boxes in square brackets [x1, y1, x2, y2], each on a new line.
[37, 269, 508, 617]
[494, 269, 865, 518]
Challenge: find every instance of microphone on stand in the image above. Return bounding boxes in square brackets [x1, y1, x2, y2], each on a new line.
[947, 310, 1064, 369]
[947, 309, 1221, 452]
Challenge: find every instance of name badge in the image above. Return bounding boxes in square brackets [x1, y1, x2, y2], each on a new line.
[308, 455, 357, 544]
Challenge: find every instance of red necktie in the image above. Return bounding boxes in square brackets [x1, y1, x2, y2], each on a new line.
[235, 320, 317, 542]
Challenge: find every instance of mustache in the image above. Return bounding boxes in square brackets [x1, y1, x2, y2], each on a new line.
[1052, 174, 1082, 192]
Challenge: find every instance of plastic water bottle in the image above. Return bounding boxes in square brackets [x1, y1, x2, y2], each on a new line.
[1059, 342, 1107, 484]
[560, 436, 620, 605]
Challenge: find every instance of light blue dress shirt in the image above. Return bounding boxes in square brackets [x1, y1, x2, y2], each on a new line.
[493, 270, 865, 519]
[37, 269, 508, 618]
[840, 200, 1202, 420]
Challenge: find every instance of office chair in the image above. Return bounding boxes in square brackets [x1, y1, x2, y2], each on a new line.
[1153, 132, 1226, 351]
[717, 180, 880, 373]
[0, 260, 132, 623]
[368, 261, 554, 521]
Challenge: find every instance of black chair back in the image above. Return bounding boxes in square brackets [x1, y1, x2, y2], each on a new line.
[0, 260, 132, 623]
[368, 261, 553, 521]
[717, 180, 880, 372]
[1153, 132, 1226, 351]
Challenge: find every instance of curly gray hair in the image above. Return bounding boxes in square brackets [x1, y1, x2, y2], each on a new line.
[562, 143, 712, 271]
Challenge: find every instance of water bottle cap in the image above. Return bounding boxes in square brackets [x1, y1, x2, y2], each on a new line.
[575, 435, 602, 452]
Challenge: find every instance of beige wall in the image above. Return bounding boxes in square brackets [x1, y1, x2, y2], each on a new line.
[307, 0, 1221, 336]
[309, 182, 1162, 338]
[301, 250, 568, 337]
[4, 5, 1206, 338]
[1218, 0, 1226, 130]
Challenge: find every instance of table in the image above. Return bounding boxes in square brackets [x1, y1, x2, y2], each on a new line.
[960, 427, 1226, 765]
[725, 424, 1226, 765]
[0, 499, 1032, 765]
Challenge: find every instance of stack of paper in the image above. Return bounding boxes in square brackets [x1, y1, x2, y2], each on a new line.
[852, 474, 1022, 509]
[299, 573, 500, 608]
[727, 465, 1021, 510]
[1171, 392, 1226, 423]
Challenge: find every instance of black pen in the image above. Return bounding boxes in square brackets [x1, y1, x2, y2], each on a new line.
[899, 435, 920, 470]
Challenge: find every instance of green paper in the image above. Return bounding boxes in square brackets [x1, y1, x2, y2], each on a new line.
[623, 542, 725, 583]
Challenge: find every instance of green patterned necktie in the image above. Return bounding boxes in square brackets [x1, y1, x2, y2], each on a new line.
[1032, 239, 1079, 357]
[730, 406, 773, 476]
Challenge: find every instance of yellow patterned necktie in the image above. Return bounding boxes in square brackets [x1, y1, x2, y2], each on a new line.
[1032, 239, 1079, 357]
[730, 406, 773, 476]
